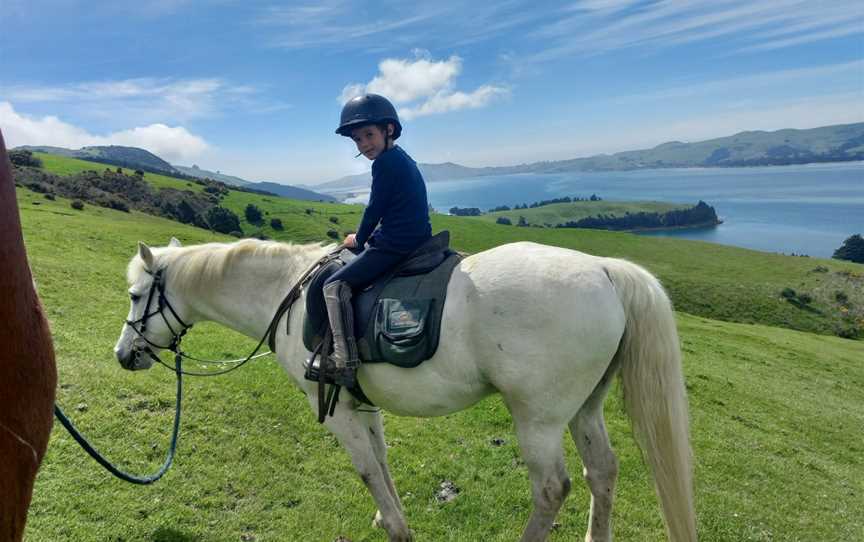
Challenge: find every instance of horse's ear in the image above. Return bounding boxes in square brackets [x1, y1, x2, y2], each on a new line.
[169, 237, 182, 247]
[138, 242, 155, 271]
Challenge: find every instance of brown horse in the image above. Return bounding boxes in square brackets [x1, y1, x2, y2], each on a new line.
[0, 128, 57, 541]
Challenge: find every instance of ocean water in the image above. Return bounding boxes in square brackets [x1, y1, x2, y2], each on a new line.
[423, 162, 864, 258]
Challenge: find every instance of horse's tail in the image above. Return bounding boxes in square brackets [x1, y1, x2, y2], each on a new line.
[605, 260, 697, 542]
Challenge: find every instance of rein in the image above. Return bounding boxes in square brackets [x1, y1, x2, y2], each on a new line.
[54, 248, 338, 484]
[53, 354, 183, 485]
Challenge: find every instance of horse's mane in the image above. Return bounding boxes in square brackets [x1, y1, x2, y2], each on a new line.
[128, 239, 334, 293]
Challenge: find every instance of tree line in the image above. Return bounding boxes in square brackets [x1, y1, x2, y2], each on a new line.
[449, 194, 604, 216]
[554, 201, 719, 231]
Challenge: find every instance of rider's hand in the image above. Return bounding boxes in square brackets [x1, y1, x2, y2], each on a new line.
[343, 233, 357, 248]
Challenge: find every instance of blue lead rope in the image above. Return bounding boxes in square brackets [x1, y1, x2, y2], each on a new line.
[53, 354, 183, 485]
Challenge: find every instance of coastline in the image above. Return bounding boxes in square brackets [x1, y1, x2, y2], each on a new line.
[623, 219, 724, 233]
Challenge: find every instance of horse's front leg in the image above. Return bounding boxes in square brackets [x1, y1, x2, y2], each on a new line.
[312, 394, 411, 542]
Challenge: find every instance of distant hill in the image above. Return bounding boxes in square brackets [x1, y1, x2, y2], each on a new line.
[18, 144, 180, 175]
[173, 164, 250, 186]
[316, 122, 864, 194]
[243, 181, 337, 202]
[15, 145, 334, 203]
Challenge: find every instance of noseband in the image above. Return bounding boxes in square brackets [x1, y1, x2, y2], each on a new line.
[125, 268, 192, 359]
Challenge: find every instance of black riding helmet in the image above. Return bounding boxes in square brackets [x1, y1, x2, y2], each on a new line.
[336, 93, 402, 140]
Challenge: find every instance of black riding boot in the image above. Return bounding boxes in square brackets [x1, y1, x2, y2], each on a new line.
[322, 280, 360, 388]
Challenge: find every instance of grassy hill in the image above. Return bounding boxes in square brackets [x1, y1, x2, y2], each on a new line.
[22, 144, 180, 175]
[16, 185, 864, 541]
[34, 152, 207, 193]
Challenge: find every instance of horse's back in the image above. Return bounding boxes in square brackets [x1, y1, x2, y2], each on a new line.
[437, 242, 627, 411]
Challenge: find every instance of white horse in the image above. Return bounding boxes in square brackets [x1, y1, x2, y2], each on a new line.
[113, 238, 696, 542]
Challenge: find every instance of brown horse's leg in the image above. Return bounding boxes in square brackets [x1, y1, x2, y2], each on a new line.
[0, 129, 58, 542]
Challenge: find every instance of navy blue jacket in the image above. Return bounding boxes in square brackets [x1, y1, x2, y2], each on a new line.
[355, 146, 432, 254]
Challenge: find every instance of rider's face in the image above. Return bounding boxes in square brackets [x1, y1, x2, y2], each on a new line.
[350, 124, 393, 160]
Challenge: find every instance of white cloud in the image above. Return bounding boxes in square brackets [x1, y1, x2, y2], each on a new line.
[4, 77, 285, 125]
[0, 101, 208, 162]
[526, 0, 864, 63]
[400, 85, 510, 120]
[340, 54, 508, 120]
[612, 60, 864, 104]
[367, 56, 463, 103]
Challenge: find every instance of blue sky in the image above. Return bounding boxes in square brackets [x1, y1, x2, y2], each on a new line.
[1, 0, 862, 185]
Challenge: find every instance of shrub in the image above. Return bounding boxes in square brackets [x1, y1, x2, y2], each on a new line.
[134, 169, 144, 176]
[833, 234, 864, 263]
[835, 291, 848, 304]
[71, 200, 84, 210]
[496, 217, 512, 225]
[9, 149, 42, 168]
[245, 204, 263, 224]
[43, 193, 55, 200]
[270, 218, 284, 230]
[517, 216, 529, 227]
[329, 216, 340, 224]
[326, 229, 339, 240]
[797, 293, 813, 305]
[835, 325, 860, 340]
[205, 206, 242, 234]
[229, 230, 243, 238]
[449, 206, 482, 216]
[305, 208, 314, 215]
[97, 196, 130, 212]
[780, 288, 797, 299]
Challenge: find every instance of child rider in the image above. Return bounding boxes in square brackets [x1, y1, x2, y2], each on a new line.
[322, 93, 432, 388]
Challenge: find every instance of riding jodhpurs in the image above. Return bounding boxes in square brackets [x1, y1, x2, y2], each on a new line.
[320, 246, 409, 387]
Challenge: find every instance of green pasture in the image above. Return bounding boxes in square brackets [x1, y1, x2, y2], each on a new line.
[475, 200, 689, 227]
[17, 186, 863, 541]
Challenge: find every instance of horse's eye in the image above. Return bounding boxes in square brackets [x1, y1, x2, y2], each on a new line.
[130, 294, 141, 303]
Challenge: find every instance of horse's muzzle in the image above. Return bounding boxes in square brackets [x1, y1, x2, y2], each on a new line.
[117, 342, 154, 371]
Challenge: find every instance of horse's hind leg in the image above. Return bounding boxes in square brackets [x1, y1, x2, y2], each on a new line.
[569, 369, 619, 542]
[512, 418, 572, 542]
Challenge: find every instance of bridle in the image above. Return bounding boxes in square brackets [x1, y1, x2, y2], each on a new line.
[124, 268, 192, 361]
[125, 249, 342, 377]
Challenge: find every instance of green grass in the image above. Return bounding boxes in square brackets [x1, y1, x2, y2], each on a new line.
[475, 200, 689, 227]
[16, 187, 864, 541]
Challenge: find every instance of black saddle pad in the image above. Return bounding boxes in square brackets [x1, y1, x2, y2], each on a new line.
[302, 231, 460, 367]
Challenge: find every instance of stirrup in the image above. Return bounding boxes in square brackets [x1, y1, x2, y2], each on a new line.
[303, 356, 358, 388]
[326, 363, 358, 389]
[303, 356, 322, 382]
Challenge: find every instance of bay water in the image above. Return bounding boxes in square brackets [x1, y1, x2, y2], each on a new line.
[423, 162, 864, 258]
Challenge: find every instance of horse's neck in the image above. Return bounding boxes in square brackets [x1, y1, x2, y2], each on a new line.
[186, 246, 325, 339]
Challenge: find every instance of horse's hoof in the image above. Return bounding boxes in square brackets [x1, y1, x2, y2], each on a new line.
[372, 510, 384, 529]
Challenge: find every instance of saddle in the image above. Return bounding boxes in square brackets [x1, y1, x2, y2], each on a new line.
[302, 231, 461, 369]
